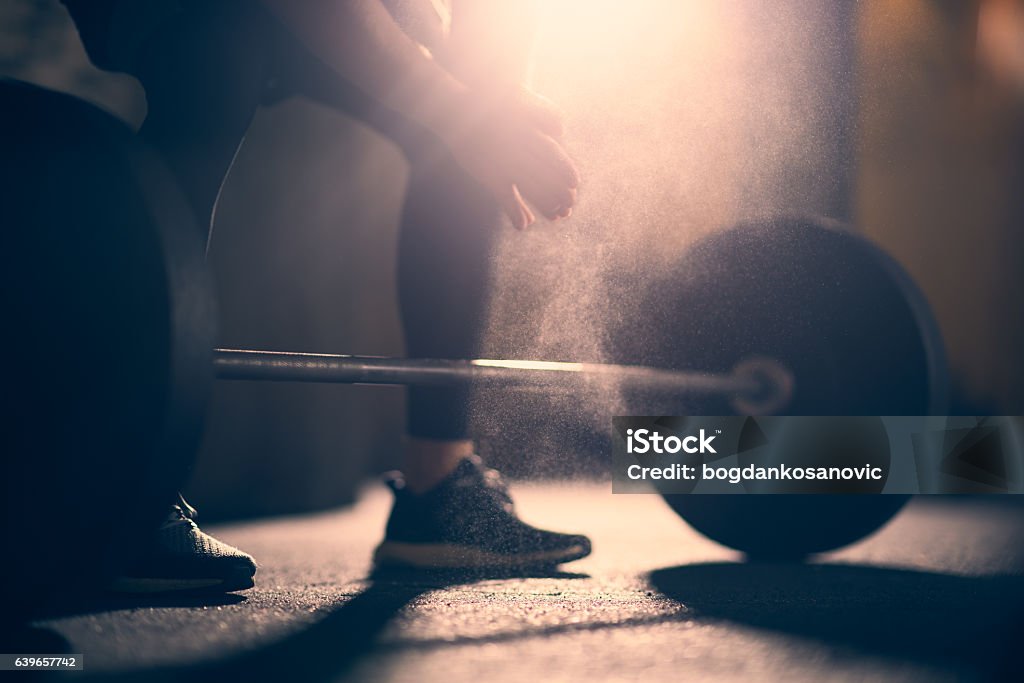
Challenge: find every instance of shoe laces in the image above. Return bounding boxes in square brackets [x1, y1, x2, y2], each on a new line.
[162, 493, 198, 530]
[479, 465, 514, 512]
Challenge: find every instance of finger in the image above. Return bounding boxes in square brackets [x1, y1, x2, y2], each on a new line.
[552, 205, 573, 221]
[514, 185, 536, 229]
[496, 183, 529, 230]
[528, 134, 580, 189]
[519, 90, 565, 138]
[553, 200, 574, 221]
[517, 176, 576, 221]
[516, 177, 561, 220]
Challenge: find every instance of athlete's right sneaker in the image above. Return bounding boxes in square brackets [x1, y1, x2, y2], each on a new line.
[373, 455, 592, 570]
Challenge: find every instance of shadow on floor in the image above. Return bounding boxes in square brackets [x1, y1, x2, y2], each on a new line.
[58, 567, 588, 683]
[20, 563, 1023, 681]
[649, 562, 1024, 680]
[30, 590, 248, 622]
[0, 592, 248, 666]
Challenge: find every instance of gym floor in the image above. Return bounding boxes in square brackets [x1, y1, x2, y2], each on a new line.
[29, 484, 1024, 682]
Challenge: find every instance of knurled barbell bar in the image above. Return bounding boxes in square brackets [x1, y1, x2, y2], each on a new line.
[211, 349, 795, 416]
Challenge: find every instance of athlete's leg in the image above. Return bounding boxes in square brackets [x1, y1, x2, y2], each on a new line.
[108, 0, 277, 591]
[135, 0, 278, 244]
[268, 25, 591, 569]
[273, 32, 499, 491]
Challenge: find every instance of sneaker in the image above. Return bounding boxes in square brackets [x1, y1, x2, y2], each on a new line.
[373, 456, 592, 569]
[107, 494, 257, 593]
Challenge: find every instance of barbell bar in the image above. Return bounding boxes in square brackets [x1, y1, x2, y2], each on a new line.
[211, 349, 796, 415]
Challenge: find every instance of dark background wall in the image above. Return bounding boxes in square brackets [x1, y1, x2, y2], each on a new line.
[859, 0, 1024, 413]
[3, 0, 1022, 519]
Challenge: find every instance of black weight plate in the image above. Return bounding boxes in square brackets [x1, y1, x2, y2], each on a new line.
[1, 80, 214, 612]
[616, 216, 949, 557]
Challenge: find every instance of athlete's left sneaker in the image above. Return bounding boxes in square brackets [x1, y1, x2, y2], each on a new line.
[107, 494, 257, 594]
[373, 455, 592, 570]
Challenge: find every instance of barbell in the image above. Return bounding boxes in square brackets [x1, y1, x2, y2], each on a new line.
[2, 80, 949, 610]
[211, 349, 794, 415]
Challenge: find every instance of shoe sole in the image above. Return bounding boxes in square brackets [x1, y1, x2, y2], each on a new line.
[107, 574, 255, 594]
[373, 541, 591, 569]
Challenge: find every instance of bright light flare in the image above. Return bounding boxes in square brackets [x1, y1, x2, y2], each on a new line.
[530, 0, 722, 91]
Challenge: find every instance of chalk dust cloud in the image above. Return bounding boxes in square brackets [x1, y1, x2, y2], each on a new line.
[468, 1, 852, 474]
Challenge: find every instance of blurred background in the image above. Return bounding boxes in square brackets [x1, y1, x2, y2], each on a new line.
[2, 0, 1021, 520]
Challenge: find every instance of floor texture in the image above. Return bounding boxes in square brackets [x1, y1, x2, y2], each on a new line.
[26, 484, 1024, 682]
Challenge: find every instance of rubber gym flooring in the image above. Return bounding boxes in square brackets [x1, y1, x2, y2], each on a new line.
[27, 484, 1024, 682]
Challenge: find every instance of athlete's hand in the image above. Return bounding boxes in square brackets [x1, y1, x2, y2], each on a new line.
[443, 86, 580, 229]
